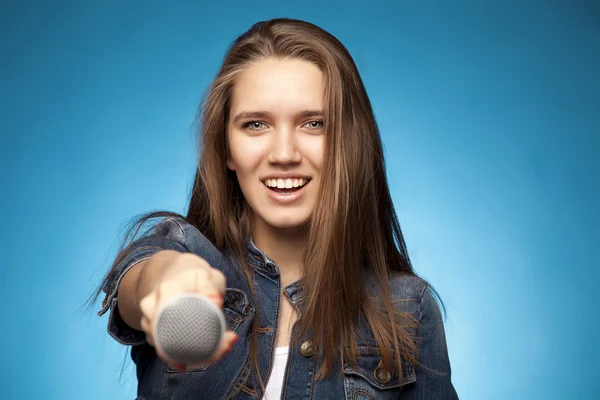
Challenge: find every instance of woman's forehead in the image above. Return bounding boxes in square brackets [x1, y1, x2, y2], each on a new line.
[230, 58, 325, 118]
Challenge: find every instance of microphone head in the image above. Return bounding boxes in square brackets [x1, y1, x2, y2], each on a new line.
[154, 294, 226, 365]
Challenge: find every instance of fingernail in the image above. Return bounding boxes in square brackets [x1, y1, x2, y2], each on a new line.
[207, 293, 223, 304]
[173, 362, 186, 372]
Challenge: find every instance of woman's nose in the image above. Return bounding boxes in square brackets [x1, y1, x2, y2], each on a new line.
[267, 128, 301, 164]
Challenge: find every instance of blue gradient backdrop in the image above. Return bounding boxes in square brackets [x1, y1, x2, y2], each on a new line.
[2, 1, 598, 399]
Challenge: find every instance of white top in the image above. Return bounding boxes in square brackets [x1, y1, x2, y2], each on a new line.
[263, 346, 290, 400]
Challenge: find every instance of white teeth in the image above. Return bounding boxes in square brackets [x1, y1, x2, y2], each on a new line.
[264, 178, 309, 188]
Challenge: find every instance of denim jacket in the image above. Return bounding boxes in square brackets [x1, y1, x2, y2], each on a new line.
[98, 217, 458, 399]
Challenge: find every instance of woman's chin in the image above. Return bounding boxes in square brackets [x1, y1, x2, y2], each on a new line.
[260, 214, 310, 231]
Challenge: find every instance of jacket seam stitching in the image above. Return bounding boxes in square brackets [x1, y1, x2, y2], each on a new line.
[98, 249, 159, 316]
[164, 217, 187, 248]
[105, 297, 146, 346]
[418, 283, 429, 323]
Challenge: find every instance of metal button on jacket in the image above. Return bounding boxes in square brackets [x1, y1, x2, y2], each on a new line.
[300, 340, 315, 357]
[375, 365, 391, 384]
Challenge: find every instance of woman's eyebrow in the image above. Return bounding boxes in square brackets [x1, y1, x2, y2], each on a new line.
[232, 110, 324, 124]
[297, 110, 324, 119]
[232, 111, 271, 124]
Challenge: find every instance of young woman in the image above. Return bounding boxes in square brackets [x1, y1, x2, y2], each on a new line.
[96, 18, 458, 400]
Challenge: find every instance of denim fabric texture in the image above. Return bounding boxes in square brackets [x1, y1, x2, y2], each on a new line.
[98, 217, 458, 399]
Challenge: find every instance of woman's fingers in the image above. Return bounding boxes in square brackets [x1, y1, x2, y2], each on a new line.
[205, 292, 224, 308]
[139, 314, 156, 347]
[135, 253, 235, 370]
[209, 268, 227, 295]
[139, 291, 156, 318]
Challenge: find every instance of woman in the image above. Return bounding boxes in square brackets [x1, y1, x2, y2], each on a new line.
[96, 18, 458, 399]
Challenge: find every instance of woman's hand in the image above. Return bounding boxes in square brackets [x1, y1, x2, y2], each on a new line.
[136, 251, 239, 371]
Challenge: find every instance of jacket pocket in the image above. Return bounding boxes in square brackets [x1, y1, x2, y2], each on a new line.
[164, 288, 254, 374]
[343, 346, 416, 400]
[222, 288, 254, 332]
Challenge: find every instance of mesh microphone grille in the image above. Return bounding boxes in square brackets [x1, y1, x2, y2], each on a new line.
[155, 295, 224, 365]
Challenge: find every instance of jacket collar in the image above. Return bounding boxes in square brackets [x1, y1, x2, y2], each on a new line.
[245, 238, 305, 304]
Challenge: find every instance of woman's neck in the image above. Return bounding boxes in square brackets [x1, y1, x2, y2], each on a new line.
[252, 221, 305, 287]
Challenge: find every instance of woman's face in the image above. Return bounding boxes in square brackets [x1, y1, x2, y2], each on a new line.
[227, 58, 325, 233]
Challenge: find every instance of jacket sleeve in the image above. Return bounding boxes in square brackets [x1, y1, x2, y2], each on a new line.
[401, 285, 459, 399]
[97, 218, 189, 346]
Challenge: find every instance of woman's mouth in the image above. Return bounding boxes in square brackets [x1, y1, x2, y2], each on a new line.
[263, 178, 310, 193]
[261, 177, 311, 203]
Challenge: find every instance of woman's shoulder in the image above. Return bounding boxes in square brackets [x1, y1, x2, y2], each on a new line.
[363, 269, 428, 301]
[387, 272, 445, 328]
[363, 270, 443, 323]
[387, 272, 430, 301]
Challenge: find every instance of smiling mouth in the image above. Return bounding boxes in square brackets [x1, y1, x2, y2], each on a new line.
[262, 178, 311, 193]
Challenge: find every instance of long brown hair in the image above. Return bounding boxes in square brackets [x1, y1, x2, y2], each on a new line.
[96, 17, 420, 387]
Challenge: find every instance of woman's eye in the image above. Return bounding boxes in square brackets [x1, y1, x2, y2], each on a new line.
[243, 121, 266, 130]
[304, 120, 324, 129]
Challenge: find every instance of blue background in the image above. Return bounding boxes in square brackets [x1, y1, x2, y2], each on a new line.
[2, 1, 598, 399]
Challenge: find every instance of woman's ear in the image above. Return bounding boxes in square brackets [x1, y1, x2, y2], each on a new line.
[225, 128, 235, 171]
[226, 157, 236, 171]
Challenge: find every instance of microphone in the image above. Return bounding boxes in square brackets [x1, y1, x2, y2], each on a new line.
[153, 294, 226, 365]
